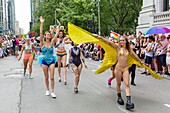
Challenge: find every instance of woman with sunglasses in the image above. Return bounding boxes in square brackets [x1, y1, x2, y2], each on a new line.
[18, 37, 37, 79]
[39, 16, 59, 98]
[97, 36, 142, 110]
[69, 43, 87, 93]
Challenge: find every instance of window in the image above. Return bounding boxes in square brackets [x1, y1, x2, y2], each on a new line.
[163, 0, 169, 11]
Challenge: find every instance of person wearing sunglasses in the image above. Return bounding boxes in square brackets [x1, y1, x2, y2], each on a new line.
[69, 42, 88, 93]
[18, 37, 37, 79]
[38, 16, 59, 98]
[96, 36, 142, 110]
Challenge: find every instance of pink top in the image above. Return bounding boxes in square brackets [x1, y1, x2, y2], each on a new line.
[15, 38, 19, 46]
[159, 39, 168, 55]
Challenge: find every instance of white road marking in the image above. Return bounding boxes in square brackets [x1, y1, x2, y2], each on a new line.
[164, 104, 170, 108]
[118, 105, 129, 113]
[98, 92, 101, 94]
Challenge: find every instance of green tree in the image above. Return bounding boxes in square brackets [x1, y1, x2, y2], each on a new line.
[32, 0, 97, 34]
[100, 0, 142, 35]
[32, 0, 142, 36]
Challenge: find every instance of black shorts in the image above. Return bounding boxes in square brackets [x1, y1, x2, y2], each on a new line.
[158, 54, 166, 67]
[145, 56, 152, 64]
[101, 48, 105, 54]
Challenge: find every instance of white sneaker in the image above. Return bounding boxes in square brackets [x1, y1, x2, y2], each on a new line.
[51, 92, 56, 98]
[99, 60, 102, 63]
[29, 76, 33, 79]
[46, 91, 50, 96]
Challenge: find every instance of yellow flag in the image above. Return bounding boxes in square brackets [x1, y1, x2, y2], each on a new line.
[68, 22, 162, 80]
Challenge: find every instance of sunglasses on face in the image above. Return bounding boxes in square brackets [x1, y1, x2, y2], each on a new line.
[120, 40, 125, 41]
[114, 42, 118, 43]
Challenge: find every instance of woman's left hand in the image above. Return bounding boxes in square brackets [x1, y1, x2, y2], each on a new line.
[84, 64, 88, 69]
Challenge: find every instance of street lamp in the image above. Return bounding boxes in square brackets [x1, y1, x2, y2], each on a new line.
[97, 0, 101, 35]
[55, 9, 61, 25]
[55, 10, 57, 25]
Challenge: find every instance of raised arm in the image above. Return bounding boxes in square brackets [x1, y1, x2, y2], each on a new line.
[52, 19, 61, 46]
[95, 36, 118, 49]
[40, 16, 44, 47]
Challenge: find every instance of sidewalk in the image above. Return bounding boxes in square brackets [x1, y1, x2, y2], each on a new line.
[136, 67, 170, 80]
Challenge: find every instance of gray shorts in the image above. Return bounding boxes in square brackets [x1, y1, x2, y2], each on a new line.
[15, 46, 19, 51]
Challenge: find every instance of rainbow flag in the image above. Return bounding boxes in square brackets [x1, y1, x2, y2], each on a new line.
[110, 31, 119, 40]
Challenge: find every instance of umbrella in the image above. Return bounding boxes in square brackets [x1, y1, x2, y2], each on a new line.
[144, 26, 170, 35]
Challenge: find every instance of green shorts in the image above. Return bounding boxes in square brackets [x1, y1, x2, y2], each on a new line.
[15, 46, 19, 51]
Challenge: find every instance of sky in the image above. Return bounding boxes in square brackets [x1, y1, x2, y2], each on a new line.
[15, 0, 31, 33]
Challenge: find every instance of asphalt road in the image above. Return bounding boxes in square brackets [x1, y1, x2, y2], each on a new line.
[0, 56, 170, 113]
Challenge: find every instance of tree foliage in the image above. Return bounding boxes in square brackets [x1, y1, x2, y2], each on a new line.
[100, 0, 142, 35]
[32, 0, 142, 35]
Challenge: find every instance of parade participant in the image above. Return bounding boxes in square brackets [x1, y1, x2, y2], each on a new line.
[69, 42, 87, 93]
[64, 37, 72, 69]
[56, 28, 69, 85]
[38, 16, 59, 98]
[18, 37, 37, 79]
[68, 23, 162, 110]
[97, 36, 138, 110]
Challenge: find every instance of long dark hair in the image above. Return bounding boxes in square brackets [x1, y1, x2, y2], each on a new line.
[57, 30, 65, 38]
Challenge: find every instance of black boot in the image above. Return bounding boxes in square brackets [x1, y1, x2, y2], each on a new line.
[126, 96, 135, 110]
[117, 93, 124, 105]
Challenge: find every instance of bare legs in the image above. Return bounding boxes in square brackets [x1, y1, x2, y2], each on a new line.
[23, 59, 29, 76]
[57, 55, 67, 84]
[114, 67, 134, 110]
[73, 64, 82, 93]
[108, 69, 115, 86]
[42, 64, 55, 93]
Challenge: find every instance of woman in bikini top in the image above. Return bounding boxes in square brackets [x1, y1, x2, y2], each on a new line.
[96, 36, 142, 110]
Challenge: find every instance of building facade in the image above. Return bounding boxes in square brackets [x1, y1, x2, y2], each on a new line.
[30, 0, 45, 30]
[15, 20, 19, 35]
[0, 0, 8, 34]
[19, 28, 24, 35]
[7, 0, 15, 35]
[137, 0, 170, 34]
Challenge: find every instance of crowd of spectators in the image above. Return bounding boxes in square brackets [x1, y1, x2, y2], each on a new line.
[1, 31, 170, 77]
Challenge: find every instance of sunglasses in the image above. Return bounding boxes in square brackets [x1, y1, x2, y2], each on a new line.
[119, 40, 125, 41]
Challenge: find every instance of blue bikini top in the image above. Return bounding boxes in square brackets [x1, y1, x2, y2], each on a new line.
[41, 46, 54, 64]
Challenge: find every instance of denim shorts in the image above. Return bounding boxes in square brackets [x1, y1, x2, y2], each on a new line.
[145, 56, 153, 64]
[158, 54, 166, 67]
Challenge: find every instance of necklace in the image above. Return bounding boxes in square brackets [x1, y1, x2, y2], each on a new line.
[73, 47, 79, 55]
